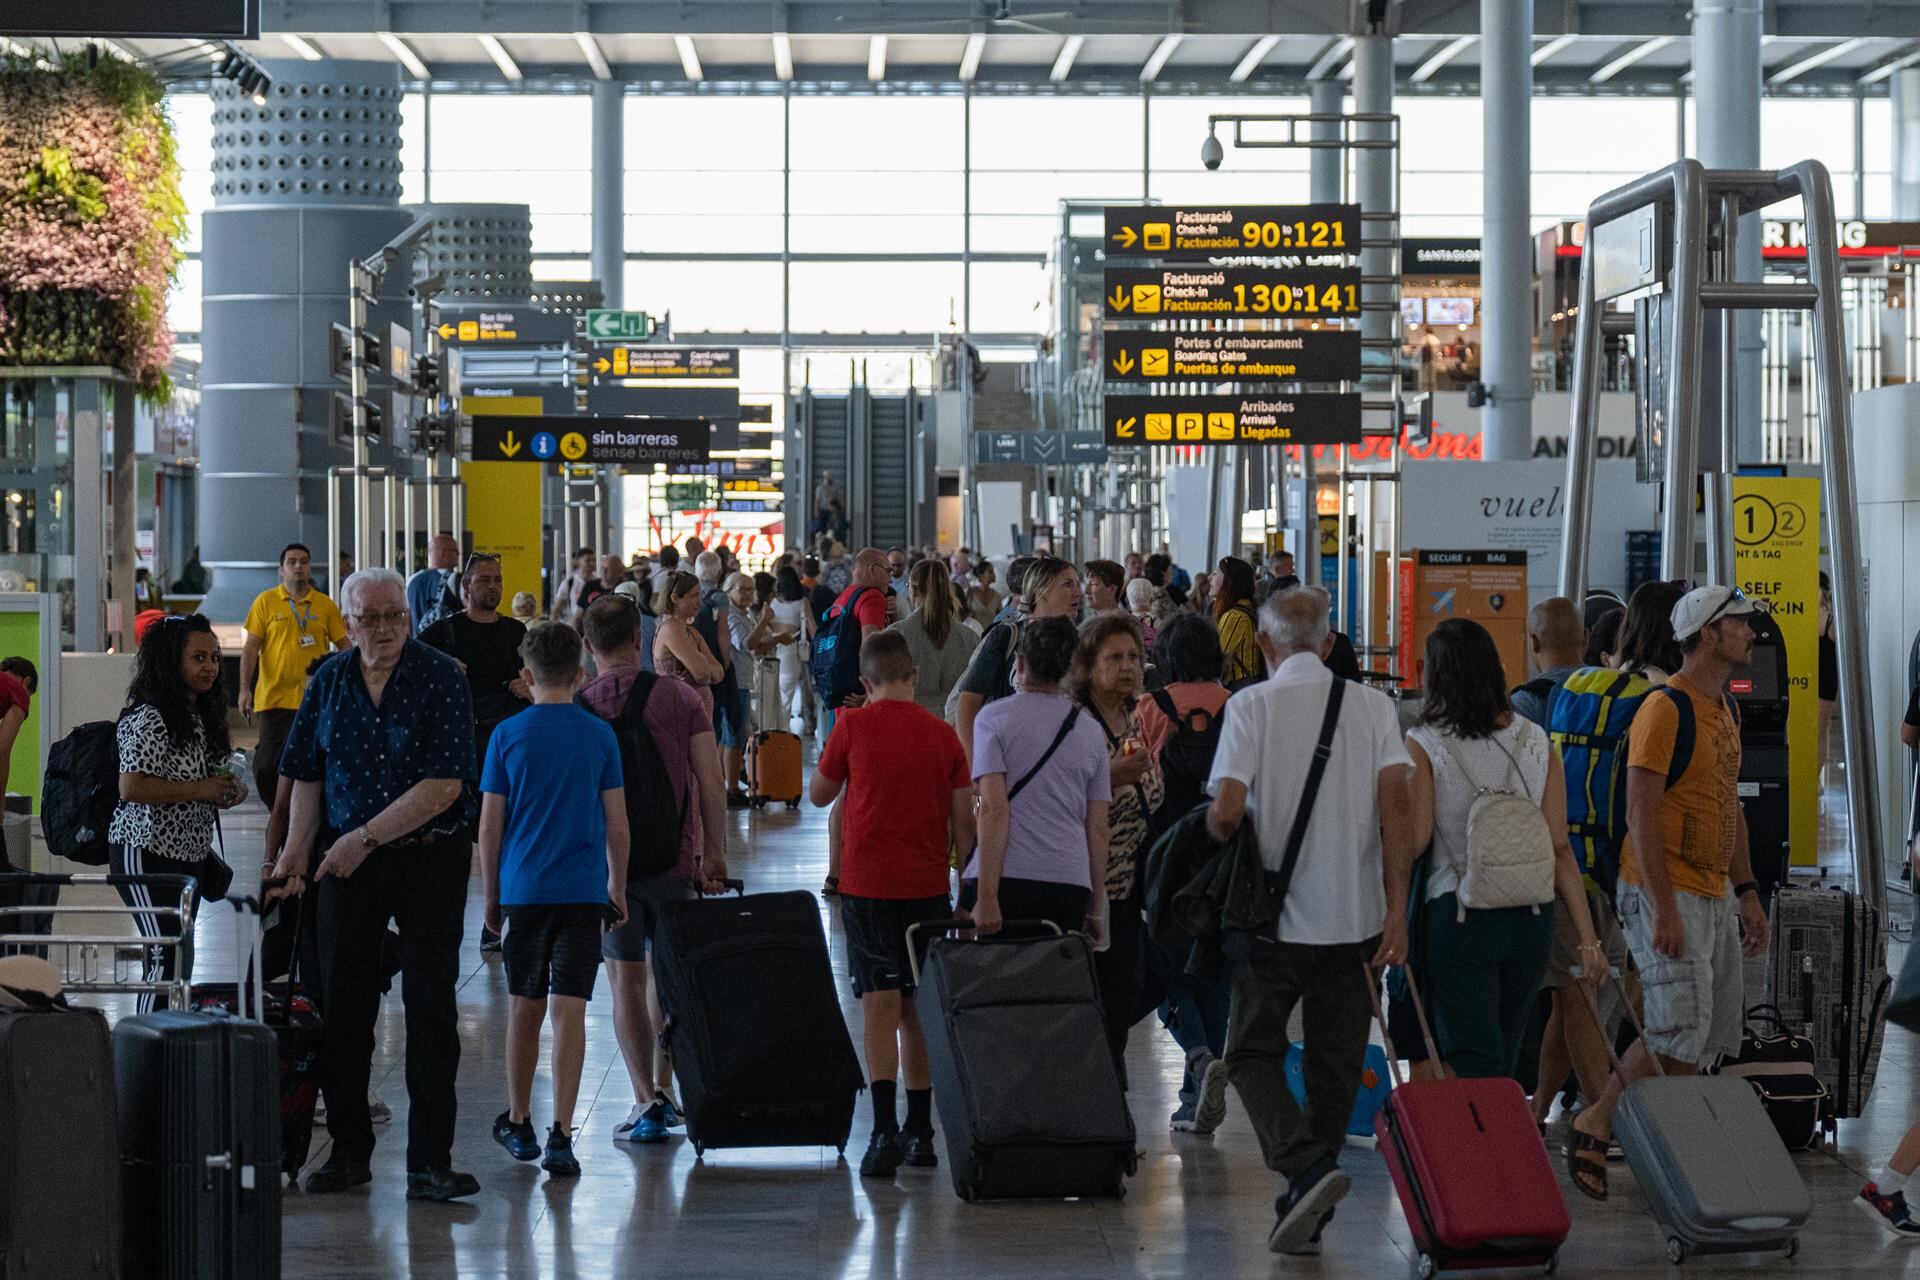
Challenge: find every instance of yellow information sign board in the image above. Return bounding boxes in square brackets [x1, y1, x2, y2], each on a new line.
[1731, 475, 1820, 868]
[458, 396, 546, 608]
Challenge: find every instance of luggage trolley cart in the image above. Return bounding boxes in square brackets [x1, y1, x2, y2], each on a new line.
[0, 872, 200, 1010]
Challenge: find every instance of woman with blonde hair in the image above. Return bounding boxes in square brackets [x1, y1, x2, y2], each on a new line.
[890, 558, 981, 717]
[951, 556, 1084, 765]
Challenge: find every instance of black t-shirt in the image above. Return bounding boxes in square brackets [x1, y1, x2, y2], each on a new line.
[1819, 634, 1838, 703]
[808, 582, 837, 628]
[577, 577, 625, 611]
[420, 612, 530, 733]
[1905, 682, 1920, 730]
[1326, 630, 1363, 683]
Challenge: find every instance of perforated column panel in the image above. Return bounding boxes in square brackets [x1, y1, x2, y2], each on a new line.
[865, 393, 913, 550]
[409, 203, 535, 304]
[199, 59, 412, 617]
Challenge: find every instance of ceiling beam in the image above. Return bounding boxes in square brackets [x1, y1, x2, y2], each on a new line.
[375, 31, 431, 79]
[477, 33, 522, 81]
[1409, 35, 1475, 84]
[573, 31, 611, 79]
[279, 33, 326, 61]
[1229, 34, 1279, 83]
[674, 34, 703, 80]
[1306, 36, 1351, 80]
[1530, 33, 1577, 67]
[772, 32, 794, 80]
[1589, 36, 1674, 84]
[1140, 34, 1182, 82]
[1769, 37, 1868, 83]
[1859, 44, 1920, 84]
[867, 34, 887, 80]
[1050, 35, 1085, 82]
[959, 32, 985, 81]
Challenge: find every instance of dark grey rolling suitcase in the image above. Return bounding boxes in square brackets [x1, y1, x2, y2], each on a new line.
[113, 1012, 281, 1279]
[0, 1005, 121, 1276]
[911, 923, 1136, 1202]
[1767, 885, 1888, 1129]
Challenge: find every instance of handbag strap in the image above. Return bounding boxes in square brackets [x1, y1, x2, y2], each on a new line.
[1008, 705, 1082, 802]
[1271, 678, 1346, 918]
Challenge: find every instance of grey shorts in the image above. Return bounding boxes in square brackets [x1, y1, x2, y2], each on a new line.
[601, 874, 697, 963]
[1616, 881, 1744, 1068]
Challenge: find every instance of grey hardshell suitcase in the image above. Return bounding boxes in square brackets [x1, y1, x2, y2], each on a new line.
[1613, 1074, 1810, 1264]
[910, 922, 1136, 1202]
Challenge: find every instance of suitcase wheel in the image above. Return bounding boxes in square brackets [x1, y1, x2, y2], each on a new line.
[1106, 1180, 1126, 1200]
[1417, 1253, 1437, 1280]
[752, 796, 767, 810]
[1544, 1250, 1559, 1276]
[1666, 1237, 1688, 1266]
[786, 799, 800, 810]
[960, 1182, 979, 1203]
[1784, 1237, 1798, 1261]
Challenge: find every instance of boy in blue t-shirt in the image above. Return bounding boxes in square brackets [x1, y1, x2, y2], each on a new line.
[479, 622, 628, 1177]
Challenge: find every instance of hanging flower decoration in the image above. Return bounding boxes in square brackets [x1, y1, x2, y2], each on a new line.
[0, 52, 187, 401]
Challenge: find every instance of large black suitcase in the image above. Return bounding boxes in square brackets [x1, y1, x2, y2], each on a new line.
[912, 923, 1137, 1202]
[113, 1011, 280, 1280]
[0, 1005, 121, 1276]
[651, 883, 863, 1154]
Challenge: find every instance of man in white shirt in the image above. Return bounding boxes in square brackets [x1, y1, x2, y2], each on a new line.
[1206, 588, 1415, 1257]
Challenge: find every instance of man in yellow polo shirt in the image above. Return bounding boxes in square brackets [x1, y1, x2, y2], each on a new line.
[242, 543, 349, 802]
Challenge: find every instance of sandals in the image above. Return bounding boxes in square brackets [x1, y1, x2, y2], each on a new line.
[1565, 1128, 1610, 1201]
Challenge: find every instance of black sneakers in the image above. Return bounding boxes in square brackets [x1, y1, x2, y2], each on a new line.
[303, 1157, 371, 1194]
[1269, 1157, 1351, 1255]
[406, 1167, 481, 1202]
[542, 1125, 580, 1177]
[859, 1129, 905, 1178]
[900, 1131, 939, 1168]
[493, 1110, 540, 1162]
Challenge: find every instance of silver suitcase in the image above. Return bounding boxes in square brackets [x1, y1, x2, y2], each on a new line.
[1613, 1074, 1810, 1264]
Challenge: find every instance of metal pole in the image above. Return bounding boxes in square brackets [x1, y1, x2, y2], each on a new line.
[1790, 160, 1886, 914]
[1480, 0, 1533, 460]
[591, 80, 625, 308]
[1694, 0, 1765, 466]
[348, 265, 372, 572]
[1302, 78, 1343, 583]
[325, 469, 340, 606]
[1662, 164, 1710, 582]
[1706, 194, 1740, 587]
[1352, 33, 1394, 357]
[1204, 448, 1224, 569]
[1894, 68, 1920, 219]
[1557, 230, 1602, 601]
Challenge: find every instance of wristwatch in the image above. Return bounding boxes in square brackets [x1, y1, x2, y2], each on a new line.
[360, 826, 380, 852]
[1732, 880, 1759, 900]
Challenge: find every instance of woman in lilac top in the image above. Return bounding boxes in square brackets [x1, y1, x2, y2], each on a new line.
[961, 615, 1113, 940]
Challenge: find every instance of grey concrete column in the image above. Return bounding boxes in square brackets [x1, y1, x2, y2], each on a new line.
[591, 80, 625, 308]
[409, 204, 533, 303]
[1480, 0, 1533, 460]
[1310, 79, 1344, 201]
[198, 59, 412, 618]
[1694, 0, 1765, 466]
[1894, 68, 1920, 219]
[1300, 78, 1345, 583]
[1352, 35, 1395, 356]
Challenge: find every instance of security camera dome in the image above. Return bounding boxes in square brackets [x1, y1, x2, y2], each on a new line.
[1200, 132, 1224, 170]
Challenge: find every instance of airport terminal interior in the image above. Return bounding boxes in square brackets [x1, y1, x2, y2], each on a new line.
[6, 0, 1920, 1276]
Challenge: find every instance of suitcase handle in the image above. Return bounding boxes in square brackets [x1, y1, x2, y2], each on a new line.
[903, 917, 1062, 986]
[1574, 963, 1669, 1080]
[716, 878, 745, 896]
[1361, 959, 1446, 1087]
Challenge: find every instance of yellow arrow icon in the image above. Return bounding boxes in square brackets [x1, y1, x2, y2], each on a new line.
[1111, 350, 1136, 376]
[1107, 285, 1130, 312]
[1115, 417, 1138, 439]
[500, 431, 522, 458]
[1112, 226, 1138, 249]
[437, 323, 455, 339]
[593, 357, 611, 374]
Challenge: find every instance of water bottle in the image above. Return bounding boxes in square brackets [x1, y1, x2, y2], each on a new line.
[220, 749, 252, 805]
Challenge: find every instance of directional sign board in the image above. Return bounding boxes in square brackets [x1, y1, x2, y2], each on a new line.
[585, 310, 655, 342]
[588, 346, 739, 379]
[973, 431, 1109, 465]
[1104, 330, 1362, 383]
[1103, 393, 1362, 447]
[1104, 204, 1360, 257]
[469, 414, 710, 467]
[1102, 267, 1360, 319]
[585, 384, 741, 421]
[434, 304, 575, 347]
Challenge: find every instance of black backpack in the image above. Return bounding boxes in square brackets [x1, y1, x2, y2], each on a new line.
[1147, 688, 1224, 838]
[579, 674, 685, 880]
[42, 720, 119, 866]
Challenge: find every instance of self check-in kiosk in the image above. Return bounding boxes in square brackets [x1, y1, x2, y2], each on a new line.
[1730, 608, 1791, 898]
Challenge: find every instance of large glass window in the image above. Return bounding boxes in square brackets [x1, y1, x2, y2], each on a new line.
[788, 261, 964, 332]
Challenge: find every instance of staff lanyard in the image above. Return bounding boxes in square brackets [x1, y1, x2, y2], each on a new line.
[287, 593, 315, 634]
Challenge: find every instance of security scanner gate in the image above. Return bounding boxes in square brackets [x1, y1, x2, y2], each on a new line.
[1558, 160, 1885, 918]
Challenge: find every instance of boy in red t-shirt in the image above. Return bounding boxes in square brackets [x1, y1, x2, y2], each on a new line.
[809, 630, 973, 1180]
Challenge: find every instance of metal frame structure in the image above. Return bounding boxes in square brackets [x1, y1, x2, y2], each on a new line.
[1558, 159, 1885, 916]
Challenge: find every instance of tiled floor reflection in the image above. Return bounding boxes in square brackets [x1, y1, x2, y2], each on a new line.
[65, 755, 1920, 1277]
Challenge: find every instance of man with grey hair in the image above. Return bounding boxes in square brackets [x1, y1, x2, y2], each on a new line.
[269, 567, 483, 1203]
[1205, 586, 1415, 1256]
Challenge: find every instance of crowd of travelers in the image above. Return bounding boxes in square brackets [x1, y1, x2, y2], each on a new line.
[64, 525, 1920, 1254]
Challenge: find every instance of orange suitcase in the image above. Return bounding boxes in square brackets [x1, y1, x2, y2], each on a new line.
[747, 730, 803, 809]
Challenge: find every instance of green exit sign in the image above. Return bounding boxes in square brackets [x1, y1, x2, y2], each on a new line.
[586, 309, 653, 341]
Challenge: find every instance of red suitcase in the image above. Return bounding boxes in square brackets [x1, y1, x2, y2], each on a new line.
[1370, 968, 1568, 1277]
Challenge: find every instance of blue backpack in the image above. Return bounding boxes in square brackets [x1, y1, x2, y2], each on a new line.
[1548, 671, 1721, 900]
[809, 586, 871, 710]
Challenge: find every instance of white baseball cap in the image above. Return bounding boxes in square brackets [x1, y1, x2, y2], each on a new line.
[1670, 584, 1756, 641]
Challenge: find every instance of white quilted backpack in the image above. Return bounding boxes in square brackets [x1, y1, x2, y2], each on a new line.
[1439, 725, 1556, 922]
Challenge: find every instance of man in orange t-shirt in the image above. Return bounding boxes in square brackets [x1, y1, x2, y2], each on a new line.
[1566, 585, 1772, 1202]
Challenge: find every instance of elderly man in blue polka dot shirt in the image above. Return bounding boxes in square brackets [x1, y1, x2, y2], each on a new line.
[270, 566, 482, 1204]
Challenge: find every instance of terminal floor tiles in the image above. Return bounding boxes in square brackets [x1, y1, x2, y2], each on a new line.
[71, 768, 1920, 1279]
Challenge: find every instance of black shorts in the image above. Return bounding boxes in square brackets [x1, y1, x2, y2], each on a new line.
[840, 893, 954, 997]
[601, 874, 697, 962]
[503, 904, 604, 1000]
